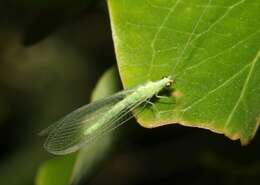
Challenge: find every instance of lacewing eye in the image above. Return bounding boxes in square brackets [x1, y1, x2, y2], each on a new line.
[166, 82, 172, 87]
[165, 79, 175, 87]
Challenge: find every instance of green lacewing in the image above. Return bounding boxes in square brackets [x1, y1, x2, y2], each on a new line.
[40, 76, 174, 155]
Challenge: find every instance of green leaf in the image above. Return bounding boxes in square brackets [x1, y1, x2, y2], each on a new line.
[36, 67, 120, 185]
[108, 0, 260, 144]
[70, 67, 121, 184]
[36, 154, 76, 185]
[91, 67, 121, 100]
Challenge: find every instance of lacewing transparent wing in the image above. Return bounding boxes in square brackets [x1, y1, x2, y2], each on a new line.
[40, 76, 174, 155]
[41, 89, 146, 155]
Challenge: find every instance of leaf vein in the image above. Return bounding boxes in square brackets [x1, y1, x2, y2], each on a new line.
[224, 50, 260, 129]
[182, 62, 252, 112]
[148, 0, 182, 78]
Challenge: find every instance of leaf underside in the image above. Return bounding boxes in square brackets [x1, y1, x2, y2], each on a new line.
[108, 0, 260, 144]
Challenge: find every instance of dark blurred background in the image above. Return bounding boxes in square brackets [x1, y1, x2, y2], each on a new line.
[0, 1, 259, 185]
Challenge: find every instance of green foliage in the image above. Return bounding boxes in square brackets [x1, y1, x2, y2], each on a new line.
[36, 155, 76, 185]
[108, 0, 260, 144]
